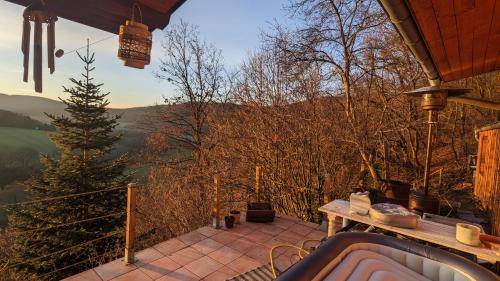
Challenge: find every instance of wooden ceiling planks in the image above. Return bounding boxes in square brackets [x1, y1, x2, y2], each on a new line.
[407, 0, 500, 82]
[433, 0, 461, 81]
[139, 0, 179, 13]
[471, 0, 495, 77]
[484, 0, 500, 74]
[454, 0, 475, 78]
[408, 0, 452, 81]
[4, 0, 186, 34]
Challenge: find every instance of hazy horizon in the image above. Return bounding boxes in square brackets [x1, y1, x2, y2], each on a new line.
[0, 92, 155, 109]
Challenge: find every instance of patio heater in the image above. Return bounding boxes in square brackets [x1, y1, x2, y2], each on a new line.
[405, 86, 470, 214]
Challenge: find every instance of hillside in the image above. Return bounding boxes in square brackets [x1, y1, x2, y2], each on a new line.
[0, 127, 56, 155]
[0, 94, 157, 190]
[0, 126, 145, 158]
[0, 93, 153, 130]
[0, 109, 54, 130]
[0, 93, 65, 122]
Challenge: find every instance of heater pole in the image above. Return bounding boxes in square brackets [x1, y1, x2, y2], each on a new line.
[422, 111, 435, 196]
[256, 166, 262, 203]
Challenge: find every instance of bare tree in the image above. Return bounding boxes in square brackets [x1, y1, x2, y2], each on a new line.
[135, 7, 499, 234]
[154, 20, 230, 165]
[274, 0, 386, 186]
[135, 21, 233, 246]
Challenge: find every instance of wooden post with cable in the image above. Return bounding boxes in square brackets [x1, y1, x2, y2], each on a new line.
[323, 174, 333, 205]
[124, 183, 137, 264]
[256, 165, 262, 202]
[321, 174, 333, 231]
[213, 175, 221, 229]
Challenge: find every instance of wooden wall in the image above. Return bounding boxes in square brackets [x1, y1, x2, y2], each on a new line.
[474, 128, 500, 235]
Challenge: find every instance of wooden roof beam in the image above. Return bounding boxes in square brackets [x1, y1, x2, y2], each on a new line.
[4, 0, 185, 34]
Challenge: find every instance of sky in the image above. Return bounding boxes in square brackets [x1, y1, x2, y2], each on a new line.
[0, 0, 293, 108]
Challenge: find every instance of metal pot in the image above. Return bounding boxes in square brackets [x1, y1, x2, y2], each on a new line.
[224, 215, 235, 229]
[408, 192, 440, 215]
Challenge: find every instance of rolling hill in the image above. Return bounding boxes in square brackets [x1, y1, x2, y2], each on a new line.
[0, 93, 153, 130]
[0, 95, 156, 227]
[0, 109, 54, 130]
[0, 93, 65, 123]
[0, 95, 153, 191]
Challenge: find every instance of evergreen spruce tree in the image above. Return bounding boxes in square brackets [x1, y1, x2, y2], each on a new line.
[9, 45, 130, 280]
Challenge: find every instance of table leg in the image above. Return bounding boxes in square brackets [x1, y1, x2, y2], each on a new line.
[327, 214, 337, 237]
[342, 218, 350, 228]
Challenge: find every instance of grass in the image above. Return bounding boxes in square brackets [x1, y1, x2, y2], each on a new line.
[0, 127, 55, 154]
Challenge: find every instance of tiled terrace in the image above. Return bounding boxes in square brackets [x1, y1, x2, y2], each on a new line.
[64, 214, 327, 281]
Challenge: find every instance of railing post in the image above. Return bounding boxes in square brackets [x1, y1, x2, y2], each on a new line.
[321, 174, 333, 231]
[323, 174, 333, 205]
[256, 165, 262, 202]
[124, 183, 137, 264]
[213, 175, 221, 229]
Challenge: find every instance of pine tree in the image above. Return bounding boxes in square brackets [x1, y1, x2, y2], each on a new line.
[8, 44, 130, 280]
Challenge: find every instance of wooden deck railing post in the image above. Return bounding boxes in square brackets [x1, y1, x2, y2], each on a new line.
[323, 174, 333, 205]
[256, 165, 262, 202]
[321, 174, 333, 231]
[213, 175, 221, 229]
[124, 183, 137, 264]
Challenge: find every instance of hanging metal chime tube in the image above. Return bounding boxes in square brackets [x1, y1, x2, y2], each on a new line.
[21, 0, 57, 93]
[33, 17, 42, 93]
[422, 111, 436, 196]
[47, 20, 55, 74]
[21, 17, 31, 82]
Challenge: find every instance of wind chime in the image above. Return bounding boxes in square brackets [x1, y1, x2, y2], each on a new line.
[21, 0, 57, 93]
[117, 3, 152, 69]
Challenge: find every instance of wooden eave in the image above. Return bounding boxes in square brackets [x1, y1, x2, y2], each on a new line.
[406, 0, 500, 82]
[4, 0, 187, 34]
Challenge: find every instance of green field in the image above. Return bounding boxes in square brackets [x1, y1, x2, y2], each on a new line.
[0, 127, 56, 154]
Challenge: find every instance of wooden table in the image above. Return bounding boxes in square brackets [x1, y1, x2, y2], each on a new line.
[319, 200, 500, 263]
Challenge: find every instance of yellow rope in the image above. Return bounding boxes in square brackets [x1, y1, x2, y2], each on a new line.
[268, 239, 322, 278]
[269, 244, 310, 278]
[298, 239, 322, 258]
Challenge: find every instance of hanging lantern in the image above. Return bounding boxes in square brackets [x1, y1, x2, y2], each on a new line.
[118, 3, 152, 69]
[21, 0, 58, 93]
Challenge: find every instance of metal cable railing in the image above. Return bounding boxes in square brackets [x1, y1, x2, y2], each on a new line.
[0, 185, 131, 280]
[38, 245, 125, 281]
[13, 212, 125, 235]
[0, 186, 127, 209]
[5, 230, 123, 269]
[39, 258, 96, 280]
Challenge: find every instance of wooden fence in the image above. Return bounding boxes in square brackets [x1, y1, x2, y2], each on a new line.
[474, 125, 500, 235]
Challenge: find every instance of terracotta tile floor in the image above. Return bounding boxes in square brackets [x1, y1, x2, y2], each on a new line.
[64, 214, 326, 281]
